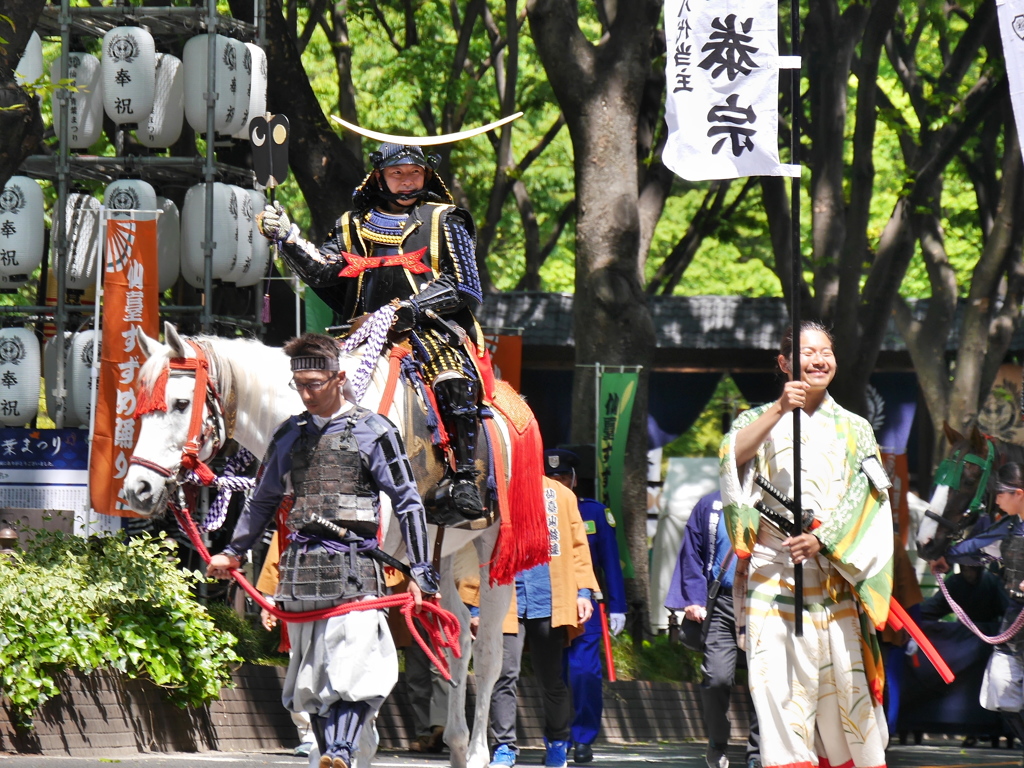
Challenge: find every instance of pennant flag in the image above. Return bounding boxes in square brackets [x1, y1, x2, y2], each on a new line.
[663, 0, 801, 180]
[90, 216, 159, 516]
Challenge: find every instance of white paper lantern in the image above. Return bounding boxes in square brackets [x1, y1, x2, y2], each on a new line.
[102, 26, 156, 126]
[68, 330, 98, 427]
[65, 193, 101, 291]
[15, 32, 43, 86]
[104, 179, 158, 222]
[236, 189, 270, 287]
[51, 53, 104, 150]
[138, 53, 183, 149]
[223, 186, 252, 284]
[0, 176, 45, 290]
[0, 328, 41, 427]
[233, 43, 267, 140]
[156, 197, 180, 292]
[44, 332, 83, 428]
[180, 182, 236, 288]
[229, 40, 252, 138]
[183, 34, 248, 137]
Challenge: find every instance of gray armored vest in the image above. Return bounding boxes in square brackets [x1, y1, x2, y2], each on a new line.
[287, 409, 378, 539]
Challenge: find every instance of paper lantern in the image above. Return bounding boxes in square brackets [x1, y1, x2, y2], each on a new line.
[102, 26, 156, 126]
[0, 176, 45, 290]
[138, 53, 183, 149]
[68, 330, 98, 426]
[180, 182, 236, 288]
[44, 332, 83, 428]
[65, 193, 101, 291]
[183, 34, 249, 137]
[230, 41, 252, 138]
[51, 53, 104, 150]
[104, 179, 158, 222]
[156, 197, 180, 291]
[15, 32, 43, 86]
[0, 328, 41, 427]
[235, 189, 270, 287]
[233, 43, 267, 140]
[223, 186, 252, 284]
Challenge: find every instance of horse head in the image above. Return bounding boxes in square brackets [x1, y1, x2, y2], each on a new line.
[916, 423, 996, 561]
[123, 322, 228, 517]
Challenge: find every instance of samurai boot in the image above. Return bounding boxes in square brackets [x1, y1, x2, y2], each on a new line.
[321, 700, 374, 768]
[432, 376, 485, 522]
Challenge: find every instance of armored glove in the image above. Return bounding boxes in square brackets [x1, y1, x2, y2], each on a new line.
[609, 612, 626, 636]
[256, 202, 298, 243]
[391, 301, 416, 334]
[411, 563, 441, 596]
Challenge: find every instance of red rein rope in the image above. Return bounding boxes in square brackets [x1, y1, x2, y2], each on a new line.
[171, 506, 462, 680]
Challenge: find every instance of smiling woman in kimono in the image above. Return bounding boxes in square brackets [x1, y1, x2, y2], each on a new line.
[719, 322, 894, 768]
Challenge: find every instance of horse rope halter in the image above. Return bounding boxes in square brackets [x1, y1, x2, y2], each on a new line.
[129, 342, 244, 528]
[925, 438, 996, 536]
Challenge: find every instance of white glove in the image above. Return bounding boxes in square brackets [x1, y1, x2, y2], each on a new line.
[609, 612, 626, 636]
[256, 202, 296, 243]
[904, 638, 919, 656]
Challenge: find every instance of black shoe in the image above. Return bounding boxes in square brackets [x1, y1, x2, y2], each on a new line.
[450, 475, 485, 516]
[573, 743, 593, 764]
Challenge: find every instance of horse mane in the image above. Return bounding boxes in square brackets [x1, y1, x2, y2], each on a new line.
[138, 335, 296, 457]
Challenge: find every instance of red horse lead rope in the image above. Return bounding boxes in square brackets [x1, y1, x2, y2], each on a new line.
[171, 505, 462, 681]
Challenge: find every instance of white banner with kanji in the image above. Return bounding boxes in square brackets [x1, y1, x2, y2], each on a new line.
[997, 0, 1024, 164]
[663, 0, 800, 181]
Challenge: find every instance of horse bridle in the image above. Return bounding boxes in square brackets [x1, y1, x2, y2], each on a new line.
[129, 340, 226, 485]
[924, 438, 995, 534]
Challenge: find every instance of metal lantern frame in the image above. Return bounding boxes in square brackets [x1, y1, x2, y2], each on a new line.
[15, 0, 268, 428]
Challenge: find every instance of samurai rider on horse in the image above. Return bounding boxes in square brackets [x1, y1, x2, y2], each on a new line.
[256, 140, 486, 525]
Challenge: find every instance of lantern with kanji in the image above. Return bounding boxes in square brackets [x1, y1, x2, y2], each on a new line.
[104, 179, 157, 222]
[138, 53, 184, 149]
[183, 34, 249, 136]
[51, 52, 104, 150]
[236, 189, 270, 287]
[0, 328, 41, 427]
[68, 330, 98, 426]
[233, 43, 267, 140]
[0, 176, 45, 291]
[101, 26, 156, 126]
[224, 185, 253, 284]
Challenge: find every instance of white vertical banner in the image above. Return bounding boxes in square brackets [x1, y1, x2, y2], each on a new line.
[997, 0, 1024, 160]
[663, 0, 801, 181]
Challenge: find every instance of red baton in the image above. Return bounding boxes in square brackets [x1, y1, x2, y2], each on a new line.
[886, 597, 955, 684]
[598, 602, 617, 683]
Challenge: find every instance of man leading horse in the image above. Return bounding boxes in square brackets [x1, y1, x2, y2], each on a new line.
[257, 142, 485, 524]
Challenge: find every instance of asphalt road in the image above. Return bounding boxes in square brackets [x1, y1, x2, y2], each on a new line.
[0, 742, 1021, 768]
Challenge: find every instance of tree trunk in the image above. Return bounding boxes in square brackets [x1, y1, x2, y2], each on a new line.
[0, 3, 46, 190]
[527, 0, 660, 630]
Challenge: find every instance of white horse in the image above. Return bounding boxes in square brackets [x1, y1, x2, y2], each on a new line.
[123, 322, 525, 768]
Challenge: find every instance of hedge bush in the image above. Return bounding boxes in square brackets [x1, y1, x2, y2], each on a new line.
[0, 530, 240, 727]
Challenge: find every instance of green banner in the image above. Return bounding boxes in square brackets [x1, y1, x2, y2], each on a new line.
[305, 289, 334, 334]
[596, 369, 638, 578]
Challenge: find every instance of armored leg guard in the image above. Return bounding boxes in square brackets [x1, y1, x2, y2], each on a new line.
[433, 376, 485, 520]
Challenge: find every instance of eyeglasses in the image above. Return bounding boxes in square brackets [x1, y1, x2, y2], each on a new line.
[289, 373, 337, 393]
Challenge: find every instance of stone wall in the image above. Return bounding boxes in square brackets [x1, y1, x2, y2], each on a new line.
[0, 666, 752, 756]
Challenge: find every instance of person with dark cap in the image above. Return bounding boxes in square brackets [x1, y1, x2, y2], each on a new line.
[207, 333, 439, 768]
[544, 449, 626, 763]
[255, 143, 485, 523]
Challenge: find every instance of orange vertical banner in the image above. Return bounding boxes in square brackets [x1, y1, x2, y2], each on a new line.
[89, 217, 159, 516]
[483, 332, 523, 392]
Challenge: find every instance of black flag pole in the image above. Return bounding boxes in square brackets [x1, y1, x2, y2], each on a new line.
[789, 0, 803, 638]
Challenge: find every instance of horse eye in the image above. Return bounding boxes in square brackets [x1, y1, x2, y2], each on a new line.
[173, 399, 190, 413]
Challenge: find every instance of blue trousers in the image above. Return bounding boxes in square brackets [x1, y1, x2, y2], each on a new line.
[566, 606, 604, 745]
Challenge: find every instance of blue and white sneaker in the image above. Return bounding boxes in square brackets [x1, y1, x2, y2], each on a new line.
[490, 744, 517, 767]
[544, 739, 570, 768]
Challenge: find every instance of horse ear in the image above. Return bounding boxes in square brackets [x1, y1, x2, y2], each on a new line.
[969, 424, 988, 452]
[164, 321, 188, 358]
[136, 327, 162, 361]
[943, 421, 965, 447]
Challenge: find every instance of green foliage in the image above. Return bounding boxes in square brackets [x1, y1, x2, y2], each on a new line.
[0, 530, 241, 727]
[663, 375, 749, 459]
[609, 632, 702, 683]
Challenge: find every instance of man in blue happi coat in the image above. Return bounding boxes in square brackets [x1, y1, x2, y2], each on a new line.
[544, 449, 626, 764]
